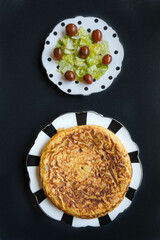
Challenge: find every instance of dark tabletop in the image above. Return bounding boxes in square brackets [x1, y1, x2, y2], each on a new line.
[0, 0, 160, 239]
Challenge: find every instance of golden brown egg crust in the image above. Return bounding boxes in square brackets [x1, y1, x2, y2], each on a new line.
[40, 125, 132, 219]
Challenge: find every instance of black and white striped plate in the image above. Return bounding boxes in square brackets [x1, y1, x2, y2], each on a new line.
[26, 111, 143, 227]
[42, 16, 124, 96]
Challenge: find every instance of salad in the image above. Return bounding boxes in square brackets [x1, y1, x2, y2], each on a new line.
[53, 24, 112, 84]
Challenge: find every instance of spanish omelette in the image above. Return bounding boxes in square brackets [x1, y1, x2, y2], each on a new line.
[40, 125, 132, 219]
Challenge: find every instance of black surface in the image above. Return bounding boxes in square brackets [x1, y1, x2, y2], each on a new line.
[0, 0, 160, 239]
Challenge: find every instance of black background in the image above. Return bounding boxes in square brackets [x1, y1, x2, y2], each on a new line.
[0, 0, 160, 239]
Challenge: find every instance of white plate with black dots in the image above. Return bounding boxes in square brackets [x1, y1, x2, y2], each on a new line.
[42, 16, 124, 96]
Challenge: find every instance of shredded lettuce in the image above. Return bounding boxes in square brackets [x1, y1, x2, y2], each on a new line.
[56, 26, 110, 81]
[74, 57, 86, 67]
[75, 67, 88, 78]
[58, 60, 73, 74]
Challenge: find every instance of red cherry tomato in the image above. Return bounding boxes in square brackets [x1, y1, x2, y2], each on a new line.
[66, 24, 78, 37]
[64, 71, 75, 81]
[53, 48, 63, 60]
[92, 29, 102, 43]
[79, 46, 90, 59]
[83, 74, 93, 84]
[102, 54, 112, 65]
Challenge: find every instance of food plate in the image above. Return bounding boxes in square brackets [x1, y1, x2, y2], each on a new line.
[26, 111, 142, 227]
[42, 16, 124, 96]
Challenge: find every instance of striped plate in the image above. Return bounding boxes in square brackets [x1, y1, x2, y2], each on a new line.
[26, 111, 143, 227]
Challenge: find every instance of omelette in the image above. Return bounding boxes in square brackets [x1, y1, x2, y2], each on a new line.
[40, 125, 132, 219]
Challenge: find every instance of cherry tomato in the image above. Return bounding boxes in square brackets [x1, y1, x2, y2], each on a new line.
[66, 24, 78, 37]
[53, 48, 63, 60]
[83, 74, 93, 84]
[64, 71, 75, 81]
[92, 29, 102, 43]
[102, 54, 112, 65]
[79, 46, 90, 59]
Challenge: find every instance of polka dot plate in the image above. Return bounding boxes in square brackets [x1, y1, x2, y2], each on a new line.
[26, 111, 143, 227]
[41, 16, 124, 95]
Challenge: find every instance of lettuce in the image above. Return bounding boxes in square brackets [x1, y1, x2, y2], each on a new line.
[74, 57, 86, 67]
[78, 26, 92, 46]
[87, 64, 108, 79]
[62, 55, 74, 65]
[75, 67, 87, 78]
[63, 49, 74, 55]
[97, 40, 110, 55]
[56, 26, 110, 81]
[58, 60, 73, 74]
[86, 56, 98, 66]
[77, 26, 87, 36]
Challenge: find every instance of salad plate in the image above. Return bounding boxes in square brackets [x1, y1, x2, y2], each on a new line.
[42, 16, 124, 95]
[26, 111, 143, 227]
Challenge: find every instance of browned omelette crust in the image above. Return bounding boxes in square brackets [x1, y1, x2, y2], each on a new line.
[40, 125, 132, 219]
